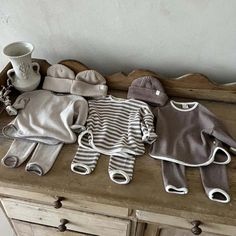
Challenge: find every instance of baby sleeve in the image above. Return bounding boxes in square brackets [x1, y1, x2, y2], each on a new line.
[140, 106, 157, 144]
[12, 93, 30, 110]
[70, 97, 88, 134]
[201, 105, 236, 151]
[211, 125, 236, 151]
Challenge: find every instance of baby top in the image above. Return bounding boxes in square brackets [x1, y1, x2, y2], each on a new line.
[149, 100, 236, 166]
[3, 90, 88, 144]
[78, 95, 157, 156]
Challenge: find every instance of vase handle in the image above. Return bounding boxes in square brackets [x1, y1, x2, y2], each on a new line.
[32, 62, 40, 74]
[7, 69, 15, 83]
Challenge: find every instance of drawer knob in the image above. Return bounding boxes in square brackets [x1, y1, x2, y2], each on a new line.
[58, 218, 69, 232]
[191, 220, 202, 235]
[53, 196, 65, 209]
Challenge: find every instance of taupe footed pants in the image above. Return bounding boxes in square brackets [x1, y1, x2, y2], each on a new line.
[162, 161, 230, 203]
[2, 139, 63, 176]
[161, 145, 232, 203]
[71, 145, 136, 185]
[161, 140, 231, 203]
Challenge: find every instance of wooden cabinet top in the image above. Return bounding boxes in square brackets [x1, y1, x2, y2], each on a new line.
[0, 59, 236, 226]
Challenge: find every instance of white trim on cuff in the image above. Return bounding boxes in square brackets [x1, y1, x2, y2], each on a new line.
[71, 163, 91, 175]
[212, 147, 231, 165]
[208, 188, 230, 203]
[109, 169, 131, 185]
[165, 185, 188, 195]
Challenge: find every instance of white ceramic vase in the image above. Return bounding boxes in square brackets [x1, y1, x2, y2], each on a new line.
[3, 42, 41, 92]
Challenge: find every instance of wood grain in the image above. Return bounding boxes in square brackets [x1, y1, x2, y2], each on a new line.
[136, 210, 236, 236]
[12, 219, 88, 236]
[0, 59, 236, 234]
[2, 198, 131, 236]
[1, 59, 235, 103]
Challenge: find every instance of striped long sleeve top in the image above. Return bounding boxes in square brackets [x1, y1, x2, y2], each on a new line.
[78, 95, 157, 157]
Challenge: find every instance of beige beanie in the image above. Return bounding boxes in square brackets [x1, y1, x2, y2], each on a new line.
[43, 64, 75, 93]
[43, 64, 108, 97]
[71, 70, 108, 97]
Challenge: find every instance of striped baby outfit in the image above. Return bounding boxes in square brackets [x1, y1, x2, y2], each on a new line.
[71, 95, 157, 184]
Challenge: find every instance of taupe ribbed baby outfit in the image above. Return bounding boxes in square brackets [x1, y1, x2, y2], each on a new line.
[128, 76, 236, 203]
[149, 100, 236, 166]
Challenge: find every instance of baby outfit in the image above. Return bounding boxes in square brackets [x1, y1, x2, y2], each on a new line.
[128, 76, 236, 203]
[2, 64, 89, 175]
[71, 95, 157, 184]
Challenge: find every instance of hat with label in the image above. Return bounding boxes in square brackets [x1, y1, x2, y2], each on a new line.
[43, 64, 107, 97]
[72, 70, 108, 97]
[127, 76, 168, 106]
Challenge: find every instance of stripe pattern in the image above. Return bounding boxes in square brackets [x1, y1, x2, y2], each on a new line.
[71, 146, 100, 175]
[72, 95, 157, 184]
[108, 155, 136, 184]
[85, 95, 156, 156]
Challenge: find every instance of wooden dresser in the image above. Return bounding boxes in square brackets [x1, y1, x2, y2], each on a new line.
[0, 59, 236, 236]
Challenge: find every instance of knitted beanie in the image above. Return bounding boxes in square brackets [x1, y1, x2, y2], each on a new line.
[71, 70, 108, 97]
[43, 64, 76, 93]
[43, 64, 108, 97]
[127, 76, 168, 106]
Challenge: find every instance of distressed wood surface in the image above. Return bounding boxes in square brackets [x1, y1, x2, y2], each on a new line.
[2, 198, 130, 236]
[136, 210, 236, 236]
[0, 59, 236, 228]
[12, 219, 88, 236]
[0, 97, 236, 227]
[0, 59, 236, 103]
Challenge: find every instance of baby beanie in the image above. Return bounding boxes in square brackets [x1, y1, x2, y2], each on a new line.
[71, 70, 108, 97]
[127, 76, 168, 106]
[43, 64, 76, 93]
[43, 65, 108, 98]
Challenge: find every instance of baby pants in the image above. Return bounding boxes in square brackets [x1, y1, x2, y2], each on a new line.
[162, 161, 230, 203]
[2, 139, 63, 176]
[71, 145, 135, 185]
[161, 140, 231, 203]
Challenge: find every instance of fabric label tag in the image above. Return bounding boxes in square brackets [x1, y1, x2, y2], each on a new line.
[182, 104, 189, 109]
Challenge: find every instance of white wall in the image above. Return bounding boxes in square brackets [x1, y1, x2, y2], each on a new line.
[0, 0, 236, 83]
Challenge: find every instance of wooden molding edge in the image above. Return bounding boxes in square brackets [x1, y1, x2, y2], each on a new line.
[0, 59, 235, 103]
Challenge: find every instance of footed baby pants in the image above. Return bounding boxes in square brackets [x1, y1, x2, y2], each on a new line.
[161, 161, 230, 203]
[2, 139, 63, 176]
[71, 145, 136, 184]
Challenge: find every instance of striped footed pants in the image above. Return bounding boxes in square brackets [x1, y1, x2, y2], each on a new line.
[71, 146, 135, 185]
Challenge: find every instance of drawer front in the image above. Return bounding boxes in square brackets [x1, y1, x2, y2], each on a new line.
[12, 219, 88, 236]
[158, 227, 222, 236]
[136, 210, 236, 236]
[2, 198, 130, 236]
[0, 186, 129, 217]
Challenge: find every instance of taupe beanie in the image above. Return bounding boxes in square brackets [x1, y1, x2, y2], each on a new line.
[127, 76, 168, 106]
[43, 64, 108, 97]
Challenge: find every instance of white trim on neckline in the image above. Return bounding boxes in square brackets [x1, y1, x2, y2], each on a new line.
[108, 95, 129, 103]
[170, 100, 199, 112]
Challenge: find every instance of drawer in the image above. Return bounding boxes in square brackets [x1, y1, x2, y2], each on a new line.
[2, 198, 131, 236]
[0, 186, 129, 217]
[136, 210, 236, 236]
[135, 222, 223, 236]
[12, 219, 89, 236]
[158, 227, 222, 236]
